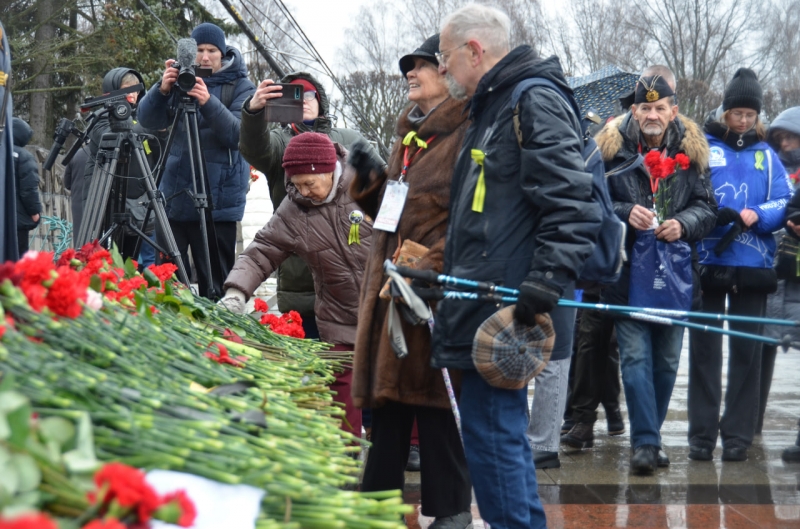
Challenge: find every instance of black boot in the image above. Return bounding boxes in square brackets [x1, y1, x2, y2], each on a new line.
[606, 408, 625, 436]
[782, 430, 800, 463]
[561, 422, 594, 449]
[631, 445, 658, 475]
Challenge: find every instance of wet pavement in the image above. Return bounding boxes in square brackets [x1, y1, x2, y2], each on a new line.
[393, 335, 800, 528]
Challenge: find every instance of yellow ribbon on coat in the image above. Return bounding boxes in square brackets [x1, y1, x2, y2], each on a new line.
[471, 149, 486, 213]
[402, 131, 429, 149]
[348, 224, 360, 245]
[755, 150, 765, 171]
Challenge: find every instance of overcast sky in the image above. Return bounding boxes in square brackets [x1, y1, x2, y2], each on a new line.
[279, 0, 369, 70]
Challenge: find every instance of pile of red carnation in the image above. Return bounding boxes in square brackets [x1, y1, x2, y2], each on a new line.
[0, 243, 180, 323]
[252, 299, 305, 339]
[0, 463, 196, 529]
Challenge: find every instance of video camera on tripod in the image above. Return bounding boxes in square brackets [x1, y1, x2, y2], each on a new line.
[42, 84, 143, 171]
[42, 83, 190, 286]
[173, 38, 211, 92]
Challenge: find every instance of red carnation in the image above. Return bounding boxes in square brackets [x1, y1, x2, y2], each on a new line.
[157, 490, 198, 527]
[90, 462, 162, 522]
[44, 266, 90, 318]
[253, 298, 268, 313]
[644, 150, 666, 179]
[204, 343, 247, 367]
[56, 248, 77, 267]
[674, 153, 690, 170]
[81, 520, 126, 529]
[147, 263, 178, 282]
[0, 514, 60, 529]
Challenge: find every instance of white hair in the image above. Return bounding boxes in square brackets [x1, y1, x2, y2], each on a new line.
[441, 3, 511, 57]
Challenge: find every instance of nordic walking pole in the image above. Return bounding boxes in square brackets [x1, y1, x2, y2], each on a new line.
[384, 260, 800, 328]
[410, 287, 795, 351]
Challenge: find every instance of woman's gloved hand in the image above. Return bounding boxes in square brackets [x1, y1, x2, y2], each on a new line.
[347, 139, 385, 190]
[217, 288, 246, 314]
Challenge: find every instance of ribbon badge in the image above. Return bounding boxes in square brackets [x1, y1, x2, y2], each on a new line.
[349, 210, 364, 245]
[755, 150, 765, 171]
[471, 149, 486, 213]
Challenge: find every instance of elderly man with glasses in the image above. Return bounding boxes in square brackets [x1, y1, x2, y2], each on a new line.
[432, 4, 601, 528]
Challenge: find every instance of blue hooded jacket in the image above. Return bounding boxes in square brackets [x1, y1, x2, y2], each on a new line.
[697, 110, 792, 268]
[137, 46, 255, 222]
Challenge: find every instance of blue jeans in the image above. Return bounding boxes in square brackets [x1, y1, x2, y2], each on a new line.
[461, 369, 546, 529]
[138, 233, 156, 268]
[615, 319, 684, 449]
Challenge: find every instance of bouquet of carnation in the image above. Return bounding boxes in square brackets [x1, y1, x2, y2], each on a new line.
[644, 150, 690, 223]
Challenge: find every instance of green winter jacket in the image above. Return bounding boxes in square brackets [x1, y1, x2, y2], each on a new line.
[238, 71, 373, 315]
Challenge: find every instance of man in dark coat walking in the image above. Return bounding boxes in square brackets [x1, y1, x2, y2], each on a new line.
[434, 5, 601, 528]
[138, 22, 256, 298]
[12, 118, 42, 256]
[594, 67, 717, 474]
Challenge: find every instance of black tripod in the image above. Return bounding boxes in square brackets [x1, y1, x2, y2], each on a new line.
[76, 102, 190, 286]
[134, 94, 223, 299]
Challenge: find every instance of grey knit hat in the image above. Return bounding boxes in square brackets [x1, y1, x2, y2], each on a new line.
[723, 68, 762, 113]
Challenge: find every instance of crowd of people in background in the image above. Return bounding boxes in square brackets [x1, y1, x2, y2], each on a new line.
[8, 2, 800, 529]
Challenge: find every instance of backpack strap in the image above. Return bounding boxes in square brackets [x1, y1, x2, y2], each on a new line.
[219, 78, 241, 109]
[511, 78, 584, 147]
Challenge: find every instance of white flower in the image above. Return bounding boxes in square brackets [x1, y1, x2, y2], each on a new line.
[85, 288, 104, 311]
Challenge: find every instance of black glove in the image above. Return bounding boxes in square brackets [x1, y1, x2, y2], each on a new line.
[513, 280, 561, 326]
[716, 207, 742, 227]
[347, 139, 385, 190]
[713, 218, 745, 256]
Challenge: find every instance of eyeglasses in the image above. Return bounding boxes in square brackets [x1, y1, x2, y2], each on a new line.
[435, 43, 468, 65]
[730, 110, 758, 122]
[303, 91, 317, 101]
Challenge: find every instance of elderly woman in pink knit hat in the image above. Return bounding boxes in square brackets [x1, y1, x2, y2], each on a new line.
[219, 132, 372, 438]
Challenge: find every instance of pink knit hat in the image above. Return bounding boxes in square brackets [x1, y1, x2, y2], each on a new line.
[282, 132, 337, 177]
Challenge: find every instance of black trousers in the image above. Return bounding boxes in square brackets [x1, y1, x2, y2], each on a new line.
[17, 229, 29, 256]
[362, 400, 471, 518]
[569, 292, 621, 424]
[157, 220, 237, 300]
[756, 343, 778, 433]
[688, 290, 766, 450]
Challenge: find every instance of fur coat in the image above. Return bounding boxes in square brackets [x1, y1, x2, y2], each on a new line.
[349, 97, 469, 409]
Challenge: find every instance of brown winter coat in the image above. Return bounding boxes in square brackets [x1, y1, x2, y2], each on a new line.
[349, 97, 469, 409]
[224, 144, 372, 344]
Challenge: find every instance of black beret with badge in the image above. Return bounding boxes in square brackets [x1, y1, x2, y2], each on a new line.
[634, 75, 675, 104]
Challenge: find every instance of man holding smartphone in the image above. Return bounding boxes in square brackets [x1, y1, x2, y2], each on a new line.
[239, 72, 379, 337]
[138, 22, 256, 299]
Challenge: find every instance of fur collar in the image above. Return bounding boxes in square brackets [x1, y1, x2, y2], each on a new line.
[396, 96, 469, 139]
[595, 112, 709, 172]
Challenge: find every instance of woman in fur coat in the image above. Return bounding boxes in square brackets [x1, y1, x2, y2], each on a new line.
[346, 35, 473, 528]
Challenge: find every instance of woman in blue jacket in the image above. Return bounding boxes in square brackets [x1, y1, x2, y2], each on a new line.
[688, 69, 792, 462]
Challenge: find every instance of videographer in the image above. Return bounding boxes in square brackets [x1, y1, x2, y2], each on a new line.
[80, 67, 165, 261]
[239, 71, 378, 336]
[138, 22, 256, 298]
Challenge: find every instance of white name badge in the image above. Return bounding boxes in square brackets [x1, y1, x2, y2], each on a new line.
[374, 180, 409, 232]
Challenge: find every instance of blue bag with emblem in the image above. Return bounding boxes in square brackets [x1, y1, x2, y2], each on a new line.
[629, 230, 693, 311]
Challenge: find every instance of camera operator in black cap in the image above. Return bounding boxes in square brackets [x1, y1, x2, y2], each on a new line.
[138, 22, 256, 298]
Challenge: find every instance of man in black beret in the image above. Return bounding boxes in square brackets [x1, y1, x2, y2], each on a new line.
[593, 65, 717, 475]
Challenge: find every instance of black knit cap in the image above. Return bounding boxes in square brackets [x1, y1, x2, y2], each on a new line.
[723, 68, 762, 113]
[399, 34, 440, 77]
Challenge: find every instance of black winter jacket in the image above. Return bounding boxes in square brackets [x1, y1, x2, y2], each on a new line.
[431, 47, 602, 370]
[595, 112, 718, 306]
[12, 118, 42, 231]
[81, 68, 167, 232]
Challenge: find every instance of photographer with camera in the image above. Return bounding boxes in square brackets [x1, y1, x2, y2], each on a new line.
[138, 22, 256, 298]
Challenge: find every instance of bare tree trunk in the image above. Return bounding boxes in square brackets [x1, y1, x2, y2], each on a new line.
[29, 0, 56, 147]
